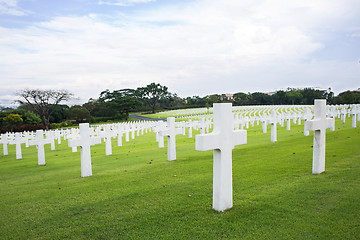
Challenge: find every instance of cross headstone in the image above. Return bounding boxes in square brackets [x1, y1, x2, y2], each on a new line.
[303, 108, 312, 136]
[125, 125, 130, 142]
[261, 114, 268, 133]
[0, 134, 9, 156]
[340, 107, 347, 123]
[29, 129, 53, 165]
[23, 132, 31, 148]
[68, 123, 101, 177]
[45, 131, 56, 150]
[306, 100, 335, 174]
[196, 103, 247, 212]
[153, 121, 166, 148]
[286, 115, 291, 131]
[116, 125, 124, 147]
[54, 129, 62, 144]
[159, 117, 183, 161]
[351, 107, 357, 128]
[102, 126, 116, 156]
[268, 110, 278, 142]
[198, 118, 207, 134]
[9, 132, 26, 159]
[187, 120, 195, 138]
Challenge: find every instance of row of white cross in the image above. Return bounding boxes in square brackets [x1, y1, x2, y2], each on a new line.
[1, 100, 359, 212]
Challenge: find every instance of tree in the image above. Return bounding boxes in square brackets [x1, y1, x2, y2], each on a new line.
[250, 92, 272, 105]
[3, 113, 23, 131]
[83, 98, 112, 118]
[17, 89, 73, 130]
[99, 89, 142, 120]
[233, 92, 250, 105]
[49, 104, 70, 123]
[299, 88, 326, 105]
[272, 90, 287, 105]
[335, 91, 360, 104]
[207, 94, 221, 104]
[66, 105, 91, 123]
[285, 90, 303, 105]
[137, 83, 169, 113]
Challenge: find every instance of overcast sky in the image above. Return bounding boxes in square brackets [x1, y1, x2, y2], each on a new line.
[1, 0, 359, 107]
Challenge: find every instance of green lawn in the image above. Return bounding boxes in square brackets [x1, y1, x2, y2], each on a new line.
[1, 119, 359, 239]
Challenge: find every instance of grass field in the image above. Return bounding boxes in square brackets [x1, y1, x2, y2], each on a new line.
[1, 119, 359, 239]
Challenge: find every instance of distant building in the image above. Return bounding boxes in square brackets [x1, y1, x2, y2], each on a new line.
[218, 93, 234, 101]
[224, 93, 234, 100]
[354, 88, 360, 92]
[264, 92, 276, 96]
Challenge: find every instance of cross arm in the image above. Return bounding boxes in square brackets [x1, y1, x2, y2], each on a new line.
[68, 139, 81, 148]
[90, 137, 102, 146]
[327, 118, 335, 132]
[232, 130, 247, 147]
[195, 132, 219, 151]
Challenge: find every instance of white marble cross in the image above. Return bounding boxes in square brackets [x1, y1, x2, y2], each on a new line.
[116, 125, 124, 147]
[9, 132, 26, 159]
[29, 129, 53, 165]
[196, 103, 247, 212]
[54, 129, 62, 144]
[285, 115, 291, 131]
[45, 131, 56, 150]
[268, 110, 278, 142]
[68, 123, 101, 177]
[159, 117, 183, 161]
[0, 134, 9, 156]
[23, 131, 31, 148]
[154, 121, 166, 148]
[306, 100, 335, 174]
[198, 118, 207, 134]
[261, 114, 268, 133]
[101, 126, 116, 156]
[351, 107, 357, 128]
[124, 125, 130, 142]
[186, 120, 195, 138]
[303, 108, 312, 136]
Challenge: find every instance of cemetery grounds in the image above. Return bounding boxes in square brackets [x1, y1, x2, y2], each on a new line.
[0, 113, 359, 239]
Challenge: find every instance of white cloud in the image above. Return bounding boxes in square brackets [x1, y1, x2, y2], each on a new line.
[0, 0, 359, 106]
[0, 0, 27, 16]
[98, 0, 155, 6]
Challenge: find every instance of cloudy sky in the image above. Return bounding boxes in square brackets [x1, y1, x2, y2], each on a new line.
[1, 0, 359, 107]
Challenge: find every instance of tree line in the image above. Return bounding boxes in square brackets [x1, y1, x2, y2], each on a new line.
[1, 83, 359, 133]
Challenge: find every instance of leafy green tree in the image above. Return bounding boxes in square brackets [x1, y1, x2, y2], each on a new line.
[299, 88, 326, 105]
[137, 83, 169, 113]
[3, 113, 23, 131]
[99, 89, 142, 120]
[285, 90, 303, 105]
[48, 104, 69, 123]
[83, 98, 112, 118]
[250, 92, 272, 105]
[66, 105, 91, 123]
[159, 93, 184, 109]
[233, 92, 250, 105]
[272, 90, 287, 105]
[335, 91, 360, 104]
[185, 96, 206, 107]
[207, 94, 221, 104]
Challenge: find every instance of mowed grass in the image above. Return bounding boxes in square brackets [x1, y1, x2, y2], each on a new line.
[1, 119, 359, 239]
